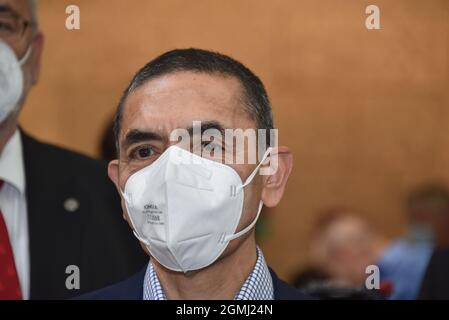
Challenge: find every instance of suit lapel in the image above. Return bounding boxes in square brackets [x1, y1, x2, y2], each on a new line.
[21, 131, 87, 299]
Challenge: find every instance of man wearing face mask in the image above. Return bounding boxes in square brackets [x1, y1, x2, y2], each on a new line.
[79, 48, 310, 300]
[0, 0, 146, 299]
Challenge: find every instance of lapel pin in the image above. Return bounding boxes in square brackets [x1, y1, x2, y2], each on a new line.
[64, 197, 80, 212]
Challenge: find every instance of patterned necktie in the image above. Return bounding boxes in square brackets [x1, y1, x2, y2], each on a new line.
[0, 180, 22, 299]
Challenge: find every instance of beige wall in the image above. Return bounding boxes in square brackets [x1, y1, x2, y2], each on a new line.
[20, 0, 449, 280]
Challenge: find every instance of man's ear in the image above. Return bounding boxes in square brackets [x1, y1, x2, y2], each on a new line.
[108, 159, 120, 193]
[30, 32, 44, 85]
[261, 146, 293, 208]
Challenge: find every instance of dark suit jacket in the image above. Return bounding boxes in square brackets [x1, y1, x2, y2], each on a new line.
[77, 264, 311, 300]
[418, 248, 449, 299]
[22, 131, 147, 299]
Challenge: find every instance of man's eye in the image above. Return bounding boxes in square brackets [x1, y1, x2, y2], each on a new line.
[200, 141, 225, 160]
[0, 21, 14, 32]
[201, 141, 220, 152]
[133, 146, 154, 159]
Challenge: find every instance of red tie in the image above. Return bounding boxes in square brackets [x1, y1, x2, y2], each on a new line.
[0, 180, 22, 300]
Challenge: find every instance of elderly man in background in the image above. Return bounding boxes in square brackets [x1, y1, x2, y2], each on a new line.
[0, 0, 146, 299]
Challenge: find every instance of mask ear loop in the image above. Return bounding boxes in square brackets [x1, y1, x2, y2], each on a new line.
[223, 201, 264, 243]
[222, 147, 273, 243]
[239, 147, 273, 190]
[18, 45, 32, 67]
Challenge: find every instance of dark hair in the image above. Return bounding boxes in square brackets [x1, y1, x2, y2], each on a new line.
[407, 183, 449, 215]
[99, 116, 116, 161]
[113, 48, 273, 152]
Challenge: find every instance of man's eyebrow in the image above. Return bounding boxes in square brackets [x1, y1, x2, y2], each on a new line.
[186, 120, 226, 136]
[122, 122, 225, 149]
[122, 129, 164, 148]
[0, 5, 20, 19]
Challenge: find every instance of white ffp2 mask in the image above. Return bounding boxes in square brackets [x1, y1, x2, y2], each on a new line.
[0, 40, 32, 123]
[121, 145, 271, 272]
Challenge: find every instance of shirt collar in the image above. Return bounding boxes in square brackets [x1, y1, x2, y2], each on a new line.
[0, 130, 25, 193]
[143, 247, 274, 300]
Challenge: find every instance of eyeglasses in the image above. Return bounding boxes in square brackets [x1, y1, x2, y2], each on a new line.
[0, 13, 31, 40]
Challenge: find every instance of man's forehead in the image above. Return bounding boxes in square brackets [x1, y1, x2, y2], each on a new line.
[121, 71, 250, 136]
[130, 71, 243, 107]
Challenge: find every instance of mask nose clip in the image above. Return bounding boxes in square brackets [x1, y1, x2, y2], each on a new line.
[229, 148, 273, 198]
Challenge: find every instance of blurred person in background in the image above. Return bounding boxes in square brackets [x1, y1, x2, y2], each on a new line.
[405, 184, 449, 248]
[0, 0, 146, 299]
[295, 207, 432, 300]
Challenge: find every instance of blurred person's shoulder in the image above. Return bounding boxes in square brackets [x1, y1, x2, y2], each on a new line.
[20, 129, 121, 214]
[21, 129, 109, 173]
[21, 130, 118, 199]
[419, 247, 449, 299]
[20, 129, 148, 299]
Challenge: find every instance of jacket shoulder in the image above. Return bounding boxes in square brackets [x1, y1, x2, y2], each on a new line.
[269, 268, 315, 300]
[76, 265, 147, 300]
[78, 265, 313, 300]
[21, 130, 115, 197]
[21, 131, 108, 173]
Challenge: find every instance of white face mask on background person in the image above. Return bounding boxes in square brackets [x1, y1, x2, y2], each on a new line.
[0, 40, 32, 123]
[121, 145, 272, 273]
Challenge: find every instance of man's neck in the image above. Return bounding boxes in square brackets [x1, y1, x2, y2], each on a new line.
[153, 234, 258, 300]
[0, 113, 19, 154]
